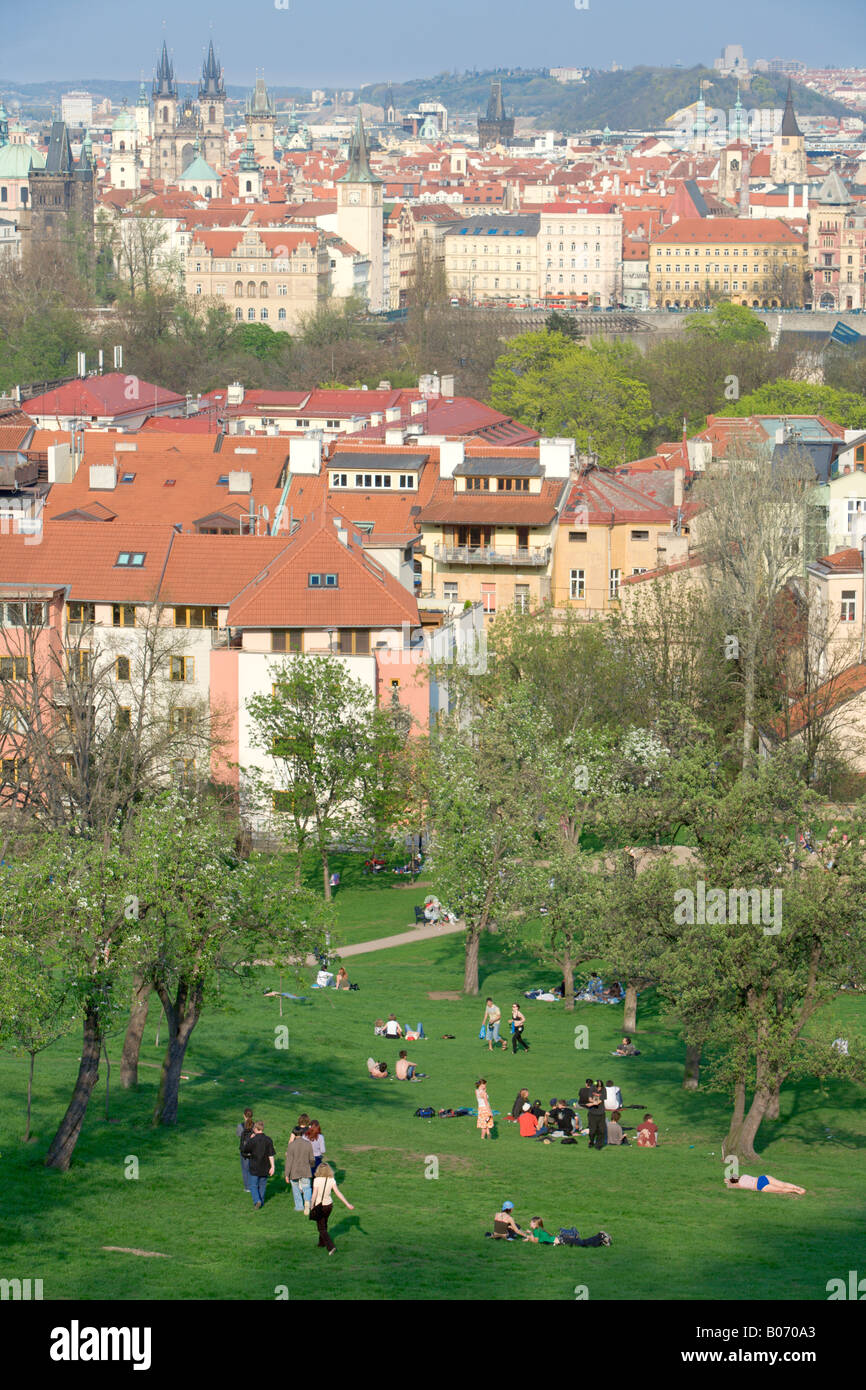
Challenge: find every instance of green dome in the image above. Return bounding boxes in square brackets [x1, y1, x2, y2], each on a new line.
[0, 143, 45, 177]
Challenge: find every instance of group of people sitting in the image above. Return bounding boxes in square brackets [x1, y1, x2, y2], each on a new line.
[368, 1014, 427, 1080]
[524, 974, 626, 1004]
[487, 1201, 611, 1247]
[508, 1082, 658, 1149]
[314, 966, 355, 990]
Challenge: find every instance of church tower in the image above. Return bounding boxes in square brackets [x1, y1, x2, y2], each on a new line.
[110, 105, 140, 191]
[135, 80, 151, 148]
[246, 76, 277, 170]
[478, 81, 514, 149]
[151, 40, 178, 181]
[337, 109, 384, 311]
[770, 82, 806, 186]
[239, 138, 263, 199]
[25, 120, 93, 253]
[198, 39, 226, 172]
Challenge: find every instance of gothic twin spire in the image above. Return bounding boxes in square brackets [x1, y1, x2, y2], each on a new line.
[152, 37, 224, 101]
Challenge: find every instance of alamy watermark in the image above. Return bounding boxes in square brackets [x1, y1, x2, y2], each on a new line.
[674, 880, 782, 935]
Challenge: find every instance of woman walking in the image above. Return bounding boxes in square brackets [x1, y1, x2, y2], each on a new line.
[476, 1078, 494, 1140]
[309, 1162, 354, 1254]
[236, 1108, 254, 1194]
[511, 1004, 529, 1053]
[306, 1120, 326, 1176]
[285, 1114, 314, 1215]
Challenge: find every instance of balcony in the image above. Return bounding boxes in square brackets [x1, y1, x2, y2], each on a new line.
[433, 544, 551, 567]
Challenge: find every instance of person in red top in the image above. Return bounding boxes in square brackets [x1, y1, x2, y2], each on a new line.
[636, 1113, 658, 1147]
[518, 1105, 540, 1138]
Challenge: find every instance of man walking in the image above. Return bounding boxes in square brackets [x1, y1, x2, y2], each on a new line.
[482, 998, 507, 1051]
[285, 1124, 315, 1214]
[243, 1119, 275, 1208]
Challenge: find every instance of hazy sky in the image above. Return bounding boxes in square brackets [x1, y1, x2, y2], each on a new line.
[3, 0, 865, 87]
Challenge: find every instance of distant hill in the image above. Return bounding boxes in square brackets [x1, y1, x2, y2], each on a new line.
[361, 66, 855, 131]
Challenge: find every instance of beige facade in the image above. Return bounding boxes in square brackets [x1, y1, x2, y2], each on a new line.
[552, 518, 688, 612]
[186, 226, 329, 332]
[650, 218, 808, 309]
[538, 205, 622, 306]
[444, 213, 540, 304]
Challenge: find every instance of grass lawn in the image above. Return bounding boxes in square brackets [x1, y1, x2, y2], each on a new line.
[1, 925, 864, 1302]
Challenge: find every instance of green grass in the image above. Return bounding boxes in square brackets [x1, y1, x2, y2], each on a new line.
[1, 924, 864, 1301]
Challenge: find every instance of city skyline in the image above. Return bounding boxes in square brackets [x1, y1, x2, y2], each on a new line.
[3, 0, 865, 88]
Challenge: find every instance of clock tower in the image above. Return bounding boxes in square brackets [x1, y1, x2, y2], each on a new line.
[337, 109, 384, 312]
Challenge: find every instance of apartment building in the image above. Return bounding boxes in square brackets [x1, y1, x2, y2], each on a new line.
[186, 225, 330, 332]
[443, 213, 540, 304]
[538, 202, 623, 306]
[650, 217, 809, 308]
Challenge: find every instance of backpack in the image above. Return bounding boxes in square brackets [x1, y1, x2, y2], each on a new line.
[238, 1124, 253, 1155]
[557, 1227, 582, 1245]
[414, 1106, 435, 1118]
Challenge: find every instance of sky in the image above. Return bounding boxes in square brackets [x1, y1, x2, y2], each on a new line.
[2, 0, 865, 88]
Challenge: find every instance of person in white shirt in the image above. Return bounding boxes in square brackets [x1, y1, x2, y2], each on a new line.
[604, 1081, 623, 1111]
[310, 1162, 354, 1254]
[383, 1014, 403, 1039]
[482, 998, 506, 1051]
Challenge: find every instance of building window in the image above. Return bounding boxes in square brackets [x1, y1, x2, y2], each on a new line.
[398, 474, 416, 489]
[630, 530, 650, 541]
[169, 656, 195, 683]
[68, 650, 91, 681]
[278, 308, 286, 320]
[308, 574, 338, 588]
[466, 477, 490, 491]
[170, 707, 195, 731]
[841, 590, 856, 622]
[514, 584, 530, 614]
[568, 531, 587, 543]
[331, 473, 348, 487]
[609, 569, 621, 600]
[443, 581, 458, 603]
[115, 656, 131, 681]
[115, 552, 146, 567]
[112, 604, 136, 627]
[65, 600, 95, 624]
[116, 707, 132, 730]
[0, 656, 28, 681]
[497, 477, 529, 492]
[569, 569, 585, 600]
[338, 629, 370, 655]
[174, 606, 218, 628]
[481, 583, 496, 614]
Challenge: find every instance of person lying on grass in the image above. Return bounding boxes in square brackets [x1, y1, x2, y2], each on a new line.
[367, 1057, 388, 1078]
[725, 1173, 806, 1195]
[523, 1219, 611, 1247]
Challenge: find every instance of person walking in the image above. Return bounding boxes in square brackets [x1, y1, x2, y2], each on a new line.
[309, 1162, 354, 1254]
[285, 1117, 315, 1215]
[482, 998, 507, 1051]
[236, 1108, 255, 1195]
[475, 1078, 494, 1139]
[586, 1084, 606, 1151]
[242, 1120, 275, 1208]
[306, 1120, 326, 1176]
[510, 1003, 529, 1053]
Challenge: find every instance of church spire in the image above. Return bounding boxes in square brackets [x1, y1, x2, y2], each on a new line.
[199, 39, 225, 99]
[153, 40, 177, 99]
[339, 108, 380, 184]
[780, 80, 801, 137]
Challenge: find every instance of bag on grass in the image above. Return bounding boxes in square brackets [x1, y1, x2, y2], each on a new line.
[557, 1228, 582, 1245]
[414, 1106, 435, 1118]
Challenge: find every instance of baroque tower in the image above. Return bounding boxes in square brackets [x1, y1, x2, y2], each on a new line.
[247, 76, 277, 170]
[770, 82, 807, 186]
[198, 40, 226, 172]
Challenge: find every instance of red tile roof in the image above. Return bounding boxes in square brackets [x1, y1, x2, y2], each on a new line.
[24, 375, 186, 421]
[652, 217, 805, 246]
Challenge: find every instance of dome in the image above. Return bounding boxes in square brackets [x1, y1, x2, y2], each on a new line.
[0, 143, 46, 178]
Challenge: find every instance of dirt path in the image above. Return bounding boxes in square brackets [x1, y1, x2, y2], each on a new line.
[252, 918, 465, 971]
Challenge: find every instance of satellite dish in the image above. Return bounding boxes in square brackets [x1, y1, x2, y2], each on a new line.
[260, 505, 270, 521]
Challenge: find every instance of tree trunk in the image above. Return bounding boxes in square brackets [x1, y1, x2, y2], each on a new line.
[623, 983, 638, 1034]
[153, 983, 202, 1126]
[321, 846, 331, 901]
[682, 1042, 701, 1090]
[726, 1083, 771, 1163]
[766, 1083, 781, 1121]
[121, 972, 153, 1089]
[563, 955, 575, 1013]
[45, 1007, 102, 1171]
[742, 650, 757, 773]
[103, 1038, 111, 1122]
[463, 925, 481, 996]
[25, 1050, 35, 1142]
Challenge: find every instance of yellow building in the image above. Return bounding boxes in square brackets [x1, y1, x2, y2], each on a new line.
[551, 464, 692, 612]
[443, 213, 540, 304]
[650, 216, 808, 309]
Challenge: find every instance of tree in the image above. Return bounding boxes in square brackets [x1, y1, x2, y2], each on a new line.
[717, 380, 866, 430]
[0, 926, 71, 1141]
[489, 332, 653, 467]
[427, 696, 540, 994]
[245, 655, 386, 899]
[129, 793, 327, 1125]
[684, 302, 770, 344]
[695, 443, 815, 771]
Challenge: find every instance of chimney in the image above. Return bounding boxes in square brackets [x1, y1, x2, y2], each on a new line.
[89, 462, 117, 490]
[739, 157, 750, 216]
[385, 406, 401, 423]
[788, 184, 794, 211]
[673, 466, 684, 508]
[227, 469, 252, 493]
[438, 439, 465, 479]
[440, 373, 455, 396]
[289, 434, 323, 475]
[385, 426, 406, 446]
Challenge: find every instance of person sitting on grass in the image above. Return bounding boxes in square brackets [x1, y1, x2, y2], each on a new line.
[395, 1049, 425, 1081]
[613, 1035, 639, 1056]
[518, 1104, 541, 1138]
[383, 1014, 404, 1040]
[486, 1201, 525, 1239]
[367, 1057, 388, 1079]
[510, 1088, 531, 1121]
[725, 1173, 806, 1195]
[335, 967, 349, 990]
[605, 1110, 629, 1146]
[636, 1114, 658, 1147]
